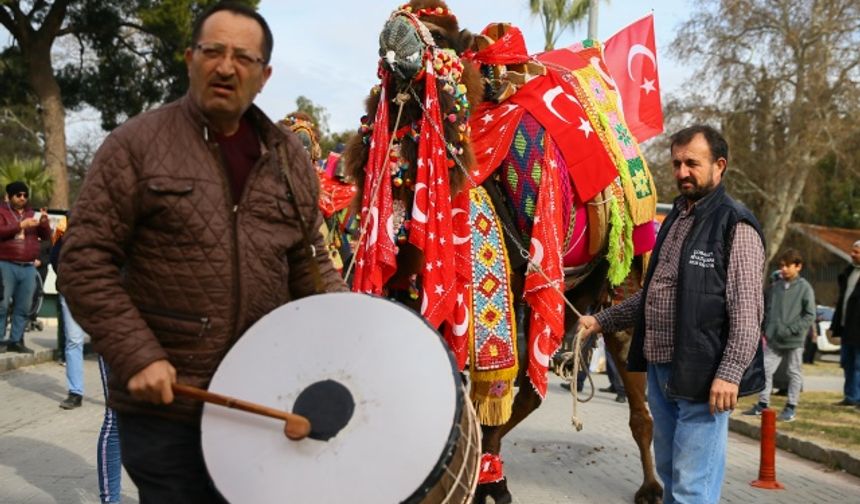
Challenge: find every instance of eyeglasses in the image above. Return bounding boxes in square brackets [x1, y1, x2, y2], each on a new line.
[194, 42, 266, 68]
[13, 192, 27, 199]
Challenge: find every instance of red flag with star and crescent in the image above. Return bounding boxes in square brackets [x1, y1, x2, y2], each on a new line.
[409, 71, 457, 329]
[352, 75, 397, 295]
[603, 13, 664, 143]
[509, 70, 618, 203]
[523, 134, 566, 399]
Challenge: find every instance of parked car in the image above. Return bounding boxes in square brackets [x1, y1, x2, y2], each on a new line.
[814, 305, 839, 353]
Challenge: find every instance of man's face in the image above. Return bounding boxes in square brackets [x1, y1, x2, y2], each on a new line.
[670, 134, 725, 201]
[185, 11, 272, 132]
[851, 245, 860, 265]
[9, 191, 28, 210]
[779, 261, 802, 281]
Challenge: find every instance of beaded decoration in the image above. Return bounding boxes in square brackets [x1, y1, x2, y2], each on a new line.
[397, 3, 457, 21]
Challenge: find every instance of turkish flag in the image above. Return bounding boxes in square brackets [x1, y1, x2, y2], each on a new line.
[408, 72, 456, 329]
[510, 71, 619, 203]
[603, 13, 664, 142]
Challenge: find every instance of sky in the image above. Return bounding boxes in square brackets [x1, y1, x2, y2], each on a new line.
[1, 0, 690, 141]
[257, 0, 689, 133]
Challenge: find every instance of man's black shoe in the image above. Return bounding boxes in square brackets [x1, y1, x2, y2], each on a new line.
[834, 399, 856, 406]
[59, 393, 83, 410]
[599, 386, 616, 393]
[6, 342, 34, 354]
[615, 394, 627, 403]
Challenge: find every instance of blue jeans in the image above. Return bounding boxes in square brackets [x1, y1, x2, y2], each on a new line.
[648, 363, 729, 504]
[0, 261, 37, 343]
[61, 295, 85, 395]
[841, 342, 860, 405]
[97, 356, 122, 503]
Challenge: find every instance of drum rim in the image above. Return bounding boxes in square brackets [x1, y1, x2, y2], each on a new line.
[400, 298, 464, 504]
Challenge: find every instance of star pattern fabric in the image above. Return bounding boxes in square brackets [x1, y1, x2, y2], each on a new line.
[352, 74, 397, 295]
[523, 134, 566, 399]
[409, 68, 456, 328]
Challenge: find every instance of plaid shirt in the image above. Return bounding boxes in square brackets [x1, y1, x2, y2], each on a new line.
[596, 194, 764, 384]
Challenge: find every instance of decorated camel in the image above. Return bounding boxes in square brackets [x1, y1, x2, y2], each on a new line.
[344, 2, 663, 503]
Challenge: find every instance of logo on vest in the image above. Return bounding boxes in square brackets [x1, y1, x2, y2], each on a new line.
[689, 249, 715, 269]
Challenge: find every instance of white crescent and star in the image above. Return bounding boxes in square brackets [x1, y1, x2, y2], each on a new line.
[532, 334, 551, 367]
[626, 44, 657, 82]
[542, 85, 583, 124]
[412, 183, 428, 223]
[385, 215, 395, 244]
[452, 296, 470, 338]
[451, 208, 471, 245]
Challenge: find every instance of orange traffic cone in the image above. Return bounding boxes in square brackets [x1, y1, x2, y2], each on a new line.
[750, 408, 785, 489]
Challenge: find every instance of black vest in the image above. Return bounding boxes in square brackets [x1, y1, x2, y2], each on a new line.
[628, 185, 766, 401]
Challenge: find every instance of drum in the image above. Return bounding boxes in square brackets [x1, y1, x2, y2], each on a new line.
[200, 292, 480, 503]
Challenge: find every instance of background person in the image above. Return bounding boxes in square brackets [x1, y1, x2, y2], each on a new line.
[831, 240, 860, 408]
[743, 248, 815, 421]
[0, 181, 51, 354]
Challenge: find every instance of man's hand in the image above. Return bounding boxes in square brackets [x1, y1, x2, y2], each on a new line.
[127, 360, 177, 405]
[577, 315, 602, 337]
[709, 378, 739, 415]
[39, 208, 48, 221]
[20, 217, 39, 229]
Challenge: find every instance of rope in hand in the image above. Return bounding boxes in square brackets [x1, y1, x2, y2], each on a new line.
[555, 327, 595, 431]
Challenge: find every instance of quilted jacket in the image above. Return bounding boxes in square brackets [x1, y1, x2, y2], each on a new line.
[58, 95, 346, 422]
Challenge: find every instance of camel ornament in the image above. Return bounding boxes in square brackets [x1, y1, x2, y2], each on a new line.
[345, 2, 663, 503]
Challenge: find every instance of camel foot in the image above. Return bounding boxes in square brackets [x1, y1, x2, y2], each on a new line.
[473, 478, 512, 504]
[634, 480, 663, 504]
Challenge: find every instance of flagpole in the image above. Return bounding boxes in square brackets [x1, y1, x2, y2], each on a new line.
[587, 0, 599, 40]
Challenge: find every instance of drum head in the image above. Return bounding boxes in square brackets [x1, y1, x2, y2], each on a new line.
[201, 292, 462, 503]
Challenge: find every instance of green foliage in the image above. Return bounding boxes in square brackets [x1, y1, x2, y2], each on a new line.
[0, 157, 54, 208]
[295, 96, 331, 137]
[528, 0, 591, 50]
[0, 46, 31, 106]
[320, 130, 354, 159]
[46, 0, 260, 129]
[290, 96, 352, 156]
[795, 153, 860, 229]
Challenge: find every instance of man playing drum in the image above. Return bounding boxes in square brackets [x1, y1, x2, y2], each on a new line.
[58, 3, 346, 502]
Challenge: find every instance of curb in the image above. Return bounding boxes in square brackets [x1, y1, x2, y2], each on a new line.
[0, 348, 58, 373]
[729, 417, 860, 478]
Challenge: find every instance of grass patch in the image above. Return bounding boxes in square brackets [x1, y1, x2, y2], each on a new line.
[803, 360, 844, 377]
[735, 391, 860, 454]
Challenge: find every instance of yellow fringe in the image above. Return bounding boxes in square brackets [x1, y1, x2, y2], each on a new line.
[471, 379, 515, 426]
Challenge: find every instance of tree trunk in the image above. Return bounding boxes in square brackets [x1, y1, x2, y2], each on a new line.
[25, 43, 69, 209]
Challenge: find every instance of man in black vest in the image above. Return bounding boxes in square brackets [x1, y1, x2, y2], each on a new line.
[831, 240, 860, 408]
[578, 125, 765, 504]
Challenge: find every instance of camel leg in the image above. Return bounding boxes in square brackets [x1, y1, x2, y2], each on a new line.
[474, 365, 542, 504]
[604, 334, 663, 504]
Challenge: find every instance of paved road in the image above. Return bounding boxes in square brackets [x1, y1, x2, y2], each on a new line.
[1, 358, 858, 503]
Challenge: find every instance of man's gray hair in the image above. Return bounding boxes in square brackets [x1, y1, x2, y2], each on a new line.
[853, 239, 860, 248]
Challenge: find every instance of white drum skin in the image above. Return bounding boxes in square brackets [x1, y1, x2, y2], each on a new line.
[201, 292, 461, 503]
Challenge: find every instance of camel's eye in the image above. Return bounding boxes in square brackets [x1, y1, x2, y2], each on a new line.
[430, 29, 448, 48]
